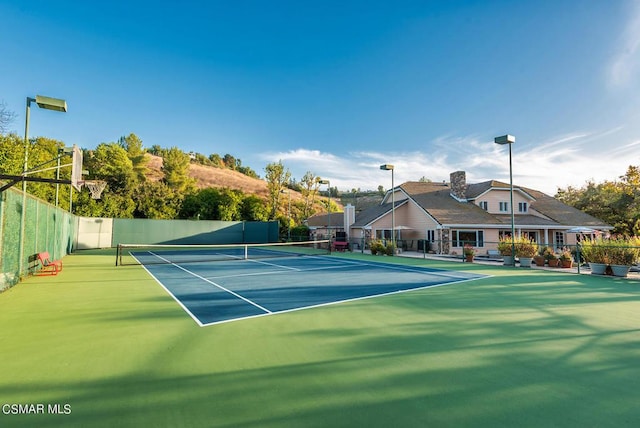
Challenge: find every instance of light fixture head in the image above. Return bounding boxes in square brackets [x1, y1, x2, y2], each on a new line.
[494, 135, 515, 145]
[35, 95, 67, 112]
[379, 164, 394, 171]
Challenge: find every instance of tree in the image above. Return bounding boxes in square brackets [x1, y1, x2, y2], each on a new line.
[85, 142, 137, 195]
[0, 133, 25, 175]
[0, 100, 16, 134]
[133, 181, 183, 219]
[241, 195, 269, 221]
[299, 171, 320, 219]
[148, 145, 164, 156]
[223, 153, 236, 170]
[118, 133, 148, 182]
[264, 161, 291, 219]
[162, 147, 195, 193]
[209, 153, 223, 167]
[557, 165, 640, 236]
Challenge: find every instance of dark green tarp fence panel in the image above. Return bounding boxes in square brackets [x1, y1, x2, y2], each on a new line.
[111, 219, 279, 246]
[0, 186, 75, 291]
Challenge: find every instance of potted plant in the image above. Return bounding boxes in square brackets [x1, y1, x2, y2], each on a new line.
[515, 236, 538, 268]
[463, 244, 476, 262]
[533, 247, 546, 267]
[580, 237, 609, 275]
[369, 239, 384, 255]
[497, 237, 514, 266]
[545, 248, 559, 267]
[559, 249, 573, 268]
[607, 236, 639, 277]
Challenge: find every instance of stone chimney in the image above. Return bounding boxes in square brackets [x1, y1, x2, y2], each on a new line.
[450, 171, 467, 201]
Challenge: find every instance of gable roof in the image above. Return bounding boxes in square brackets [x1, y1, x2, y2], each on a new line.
[351, 200, 407, 228]
[305, 212, 345, 228]
[367, 180, 612, 229]
[400, 181, 501, 226]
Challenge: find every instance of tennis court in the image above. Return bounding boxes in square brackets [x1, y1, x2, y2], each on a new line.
[4, 249, 640, 427]
[123, 243, 487, 325]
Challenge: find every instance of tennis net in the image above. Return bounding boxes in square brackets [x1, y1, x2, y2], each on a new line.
[116, 240, 332, 266]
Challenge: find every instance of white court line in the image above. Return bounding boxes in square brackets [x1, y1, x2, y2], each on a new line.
[205, 254, 482, 280]
[311, 256, 479, 279]
[136, 251, 490, 327]
[199, 274, 491, 327]
[246, 258, 301, 271]
[147, 251, 272, 314]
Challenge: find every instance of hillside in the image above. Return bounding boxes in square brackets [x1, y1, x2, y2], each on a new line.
[145, 154, 341, 212]
[146, 154, 269, 196]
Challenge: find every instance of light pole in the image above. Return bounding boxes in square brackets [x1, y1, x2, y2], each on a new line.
[318, 179, 330, 241]
[19, 95, 67, 275]
[494, 134, 516, 265]
[280, 189, 291, 241]
[380, 164, 395, 254]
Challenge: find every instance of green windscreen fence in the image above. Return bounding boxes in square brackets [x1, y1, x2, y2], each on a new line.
[111, 219, 279, 246]
[0, 186, 76, 291]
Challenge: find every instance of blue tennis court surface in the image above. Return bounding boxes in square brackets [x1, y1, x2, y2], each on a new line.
[139, 254, 488, 326]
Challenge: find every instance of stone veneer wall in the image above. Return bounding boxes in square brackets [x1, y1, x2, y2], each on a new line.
[450, 171, 467, 200]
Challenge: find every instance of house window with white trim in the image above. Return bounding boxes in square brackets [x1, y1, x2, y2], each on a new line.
[499, 201, 509, 212]
[555, 231, 565, 248]
[479, 201, 488, 211]
[519, 202, 528, 213]
[452, 230, 484, 248]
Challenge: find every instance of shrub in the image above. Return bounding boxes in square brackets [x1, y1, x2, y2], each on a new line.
[385, 242, 395, 256]
[515, 237, 538, 258]
[580, 236, 640, 266]
[369, 239, 384, 255]
[498, 236, 538, 257]
[497, 237, 513, 256]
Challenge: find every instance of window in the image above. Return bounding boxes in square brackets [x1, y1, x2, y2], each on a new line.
[452, 230, 484, 247]
[555, 231, 564, 248]
[426, 229, 436, 242]
[519, 202, 528, 213]
[479, 201, 488, 210]
[499, 201, 509, 212]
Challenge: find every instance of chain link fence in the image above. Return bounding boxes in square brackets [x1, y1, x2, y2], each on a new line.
[1, 186, 75, 291]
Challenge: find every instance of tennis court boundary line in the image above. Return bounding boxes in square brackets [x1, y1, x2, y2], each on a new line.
[133, 252, 273, 327]
[200, 274, 491, 327]
[134, 251, 491, 327]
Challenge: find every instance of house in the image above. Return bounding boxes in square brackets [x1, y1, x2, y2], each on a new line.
[305, 211, 352, 241]
[347, 171, 612, 255]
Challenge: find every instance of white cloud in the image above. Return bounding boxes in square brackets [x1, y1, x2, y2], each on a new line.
[609, 0, 640, 87]
[260, 127, 640, 196]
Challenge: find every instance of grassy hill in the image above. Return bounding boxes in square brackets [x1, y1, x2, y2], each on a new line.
[145, 154, 341, 214]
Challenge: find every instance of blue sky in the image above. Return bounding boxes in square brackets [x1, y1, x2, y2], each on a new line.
[2, 0, 640, 195]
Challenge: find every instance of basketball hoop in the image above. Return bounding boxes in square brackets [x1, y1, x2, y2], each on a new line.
[80, 180, 107, 199]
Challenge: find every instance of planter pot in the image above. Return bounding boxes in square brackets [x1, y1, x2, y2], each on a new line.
[502, 256, 514, 266]
[589, 262, 608, 275]
[465, 255, 474, 262]
[560, 259, 573, 268]
[519, 257, 533, 268]
[533, 256, 546, 266]
[547, 259, 559, 267]
[611, 264, 631, 277]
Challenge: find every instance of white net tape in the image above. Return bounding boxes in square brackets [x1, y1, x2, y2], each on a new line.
[81, 180, 107, 199]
